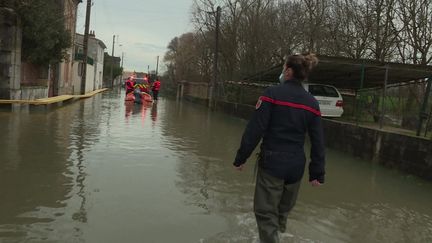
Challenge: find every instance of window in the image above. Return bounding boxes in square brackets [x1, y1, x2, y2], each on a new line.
[309, 85, 339, 97]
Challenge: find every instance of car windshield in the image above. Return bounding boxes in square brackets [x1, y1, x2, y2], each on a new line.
[308, 85, 339, 97]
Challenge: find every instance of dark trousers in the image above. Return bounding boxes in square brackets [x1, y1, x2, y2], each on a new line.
[152, 90, 159, 100]
[254, 167, 301, 243]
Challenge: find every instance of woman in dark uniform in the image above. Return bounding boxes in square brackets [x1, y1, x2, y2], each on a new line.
[233, 53, 325, 243]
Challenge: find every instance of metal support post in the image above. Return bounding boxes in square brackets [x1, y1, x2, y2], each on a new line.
[110, 35, 116, 87]
[379, 65, 389, 129]
[416, 77, 432, 136]
[209, 6, 221, 108]
[356, 63, 365, 125]
[156, 56, 159, 77]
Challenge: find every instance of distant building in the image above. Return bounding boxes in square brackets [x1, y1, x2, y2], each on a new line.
[135, 72, 147, 78]
[122, 71, 136, 80]
[122, 71, 151, 80]
[73, 32, 106, 94]
[103, 52, 121, 87]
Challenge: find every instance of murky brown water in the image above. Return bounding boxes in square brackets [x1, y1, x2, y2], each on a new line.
[1, 90, 432, 243]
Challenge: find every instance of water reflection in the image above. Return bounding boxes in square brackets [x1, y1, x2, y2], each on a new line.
[160, 100, 261, 241]
[1, 92, 432, 243]
[159, 99, 432, 243]
[0, 96, 103, 242]
[0, 107, 73, 240]
[124, 101, 153, 127]
[151, 103, 158, 125]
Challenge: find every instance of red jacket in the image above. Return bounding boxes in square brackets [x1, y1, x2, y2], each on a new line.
[125, 79, 135, 92]
[152, 81, 161, 91]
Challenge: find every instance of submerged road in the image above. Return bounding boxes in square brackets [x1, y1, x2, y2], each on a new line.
[0, 90, 432, 243]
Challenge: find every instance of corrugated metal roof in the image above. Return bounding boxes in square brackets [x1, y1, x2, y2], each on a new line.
[244, 55, 432, 90]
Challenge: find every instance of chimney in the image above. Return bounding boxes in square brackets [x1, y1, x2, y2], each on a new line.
[89, 30, 95, 37]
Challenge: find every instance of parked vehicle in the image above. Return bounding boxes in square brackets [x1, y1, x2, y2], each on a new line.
[132, 78, 149, 85]
[302, 83, 344, 117]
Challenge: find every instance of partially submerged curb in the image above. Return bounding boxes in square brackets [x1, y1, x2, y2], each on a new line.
[0, 88, 109, 106]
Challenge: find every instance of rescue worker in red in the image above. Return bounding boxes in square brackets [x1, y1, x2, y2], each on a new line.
[233, 53, 325, 243]
[152, 78, 161, 101]
[125, 77, 135, 94]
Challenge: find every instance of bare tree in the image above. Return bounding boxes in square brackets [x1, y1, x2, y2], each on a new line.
[301, 0, 331, 53]
[273, 0, 304, 61]
[367, 0, 398, 62]
[396, 0, 432, 65]
[324, 0, 371, 58]
[164, 0, 431, 85]
[164, 33, 204, 83]
[237, 0, 276, 77]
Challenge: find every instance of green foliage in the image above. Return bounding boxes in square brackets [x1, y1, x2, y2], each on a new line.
[103, 63, 123, 80]
[112, 66, 123, 79]
[16, 0, 71, 65]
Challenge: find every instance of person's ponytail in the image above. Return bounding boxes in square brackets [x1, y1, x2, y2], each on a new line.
[303, 53, 319, 72]
[285, 53, 319, 80]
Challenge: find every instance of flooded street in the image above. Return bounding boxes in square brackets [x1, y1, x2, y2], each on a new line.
[1, 90, 432, 243]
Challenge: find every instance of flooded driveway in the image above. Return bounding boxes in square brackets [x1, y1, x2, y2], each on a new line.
[1, 90, 432, 242]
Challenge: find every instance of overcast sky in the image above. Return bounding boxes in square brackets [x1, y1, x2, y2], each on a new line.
[77, 0, 194, 73]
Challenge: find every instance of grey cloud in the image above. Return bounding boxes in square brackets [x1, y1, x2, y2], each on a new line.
[133, 42, 166, 51]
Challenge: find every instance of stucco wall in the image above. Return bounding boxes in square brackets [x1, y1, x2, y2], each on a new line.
[74, 33, 106, 92]
[72, 62, 95, 94]
[20, 86, 49, 100]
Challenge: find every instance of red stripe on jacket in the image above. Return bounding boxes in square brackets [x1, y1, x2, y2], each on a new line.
[260, 96, 321, 116]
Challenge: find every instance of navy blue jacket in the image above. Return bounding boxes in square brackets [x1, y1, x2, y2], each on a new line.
[233, 79, 325, 183]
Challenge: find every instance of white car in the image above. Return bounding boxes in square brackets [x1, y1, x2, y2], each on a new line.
[302, 83, 344, 117]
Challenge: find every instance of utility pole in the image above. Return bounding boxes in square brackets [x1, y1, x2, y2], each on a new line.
[147, 65, 150, 75]
[110, 35, 116, 88]
[120, 52, 124, 81]
[156, 56, 159, 77]
[80, 0, 92, 95]
[209, 6, 221, 108]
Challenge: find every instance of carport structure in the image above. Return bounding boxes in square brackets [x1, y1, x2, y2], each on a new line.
[243, 55, 432, 136]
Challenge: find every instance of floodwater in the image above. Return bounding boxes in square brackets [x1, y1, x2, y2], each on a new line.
[1, 90, 432, 243]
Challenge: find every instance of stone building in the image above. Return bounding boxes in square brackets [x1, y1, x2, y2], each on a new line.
[50, 0, 82, 96]
[0, 0, 82, 100]
[0, 2, 22, 100]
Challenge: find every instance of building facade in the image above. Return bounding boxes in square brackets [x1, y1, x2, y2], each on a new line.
[51, 0, 82, 96]
[0, 4, 21, 100]
[0, 0, 82, 100]
[103, 53, 122, 87]
[73, 32, 106, 94]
